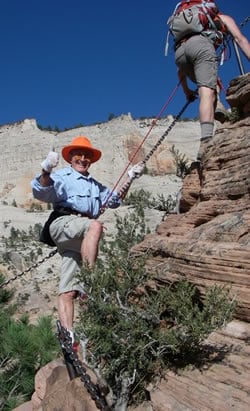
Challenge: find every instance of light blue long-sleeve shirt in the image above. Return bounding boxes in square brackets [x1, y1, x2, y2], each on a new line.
[31, 167, 121, 218]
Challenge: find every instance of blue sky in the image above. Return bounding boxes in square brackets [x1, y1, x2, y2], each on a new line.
[1, 0, 249, 129]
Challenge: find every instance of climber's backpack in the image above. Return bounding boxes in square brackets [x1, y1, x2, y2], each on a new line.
[167, 0, 220, 44]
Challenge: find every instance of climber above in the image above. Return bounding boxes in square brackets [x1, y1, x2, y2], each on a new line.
[167, 1, 250, 163]
[31, 136, 145, 345]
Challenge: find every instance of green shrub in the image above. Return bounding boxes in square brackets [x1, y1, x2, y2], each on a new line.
[169, 144, 190, 178]
[0, 286, 60, 411]
[124, 188, 176, 213]
[76, 210, 236, 408]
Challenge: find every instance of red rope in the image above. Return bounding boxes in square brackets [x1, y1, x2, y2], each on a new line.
[217, 77, 226, 93]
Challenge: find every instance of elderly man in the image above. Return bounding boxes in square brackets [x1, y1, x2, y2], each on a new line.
[31, 136, 144, 344]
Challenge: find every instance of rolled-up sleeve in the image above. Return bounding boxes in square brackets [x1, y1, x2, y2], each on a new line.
[31, 174, 59, 203]
[107, 191, 121, 209]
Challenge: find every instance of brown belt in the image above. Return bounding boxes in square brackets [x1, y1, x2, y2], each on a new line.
[55, 207, 90, 218]
[175, 37, 190, 51]
[175, 34, 200, 51]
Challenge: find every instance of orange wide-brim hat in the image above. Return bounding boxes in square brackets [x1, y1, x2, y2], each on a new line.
[62, 136, 102, 164]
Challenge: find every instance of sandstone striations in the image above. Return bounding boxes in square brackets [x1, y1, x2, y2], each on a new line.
[131, 73, 250, 410]
[135, 75, 250, 322]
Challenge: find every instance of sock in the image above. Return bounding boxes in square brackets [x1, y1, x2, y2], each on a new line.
[200, 121, 214, 140]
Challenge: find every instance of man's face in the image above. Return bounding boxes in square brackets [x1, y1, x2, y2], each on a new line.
[70, 149, 93, 174]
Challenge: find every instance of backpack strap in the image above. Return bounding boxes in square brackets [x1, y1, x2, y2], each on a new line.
[165, 2, 182, 56]
[165, 30, 171, 56]
[200, 2, 218, 32]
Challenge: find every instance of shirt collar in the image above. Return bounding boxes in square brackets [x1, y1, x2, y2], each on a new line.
[69, 166, 92, 180]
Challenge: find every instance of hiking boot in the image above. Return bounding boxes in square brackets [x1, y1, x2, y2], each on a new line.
[77, 291, 88, 310]
[72, 341, 79, 352]
[67, 329, 79, 352]
[190, 159, 202, 170]
[215, 108, 230, 123]
[197, 135, 213, 162]
[190, 135, 212, 169]
[59, 328, 75, 351]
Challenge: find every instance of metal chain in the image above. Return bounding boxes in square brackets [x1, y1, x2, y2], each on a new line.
[240, 16, 250, 28]
[144, 97, 194, 163]
[56, 321, 111, 411]
[0, 248, 58, 288]
[118, 96, 196, 199]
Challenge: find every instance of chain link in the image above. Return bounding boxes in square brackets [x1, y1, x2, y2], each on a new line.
[0, 249, 58, 288]
[144, 96, 195, 163]
[118, 96, 195, 199]
[56, 321, 111, 411]
[240, 16, 250, 28]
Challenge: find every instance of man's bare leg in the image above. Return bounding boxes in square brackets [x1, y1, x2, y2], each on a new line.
[58, 290, 77, 329]
[58, 220, 103, 342]
[199, 86, 215, 123]
[80, 220, 103, 267]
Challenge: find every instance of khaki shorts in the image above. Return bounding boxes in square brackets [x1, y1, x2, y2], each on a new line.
[50, 215, 92, 294]
[175, 34, 218, 90]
